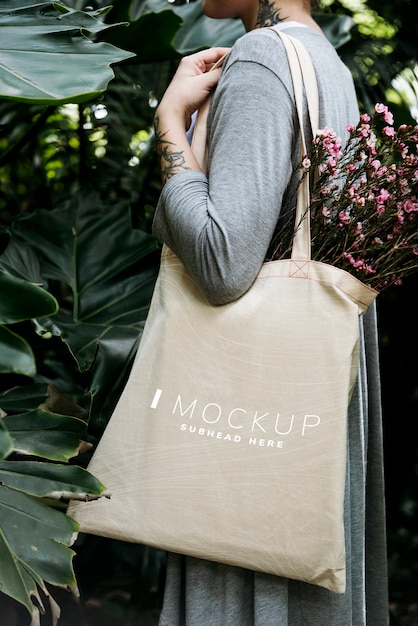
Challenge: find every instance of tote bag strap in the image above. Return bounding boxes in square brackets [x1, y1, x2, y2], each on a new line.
[272, 30, 319, 261]
[191, 31, 320, 261]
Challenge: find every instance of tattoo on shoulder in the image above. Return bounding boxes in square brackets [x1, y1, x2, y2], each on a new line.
[255, 0, 285, 27]
[154, 114, 191, 183]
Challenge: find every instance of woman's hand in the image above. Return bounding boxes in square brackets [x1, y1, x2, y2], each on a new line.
[156, 47, 230, 131]
[154, 47, 229, 184]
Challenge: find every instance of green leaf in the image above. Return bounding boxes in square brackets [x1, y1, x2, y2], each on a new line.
[0, 387, 108, 619]
[0, 419, 13, 461]
[2, 410, 87, 461]
[0, 1, 135, 104]
[0, 460, 109, 500]
[0, 270, 58, 323]
[0, 188, 159, 431]
[106, 7, 184, 62]
[106, 1, 244, 60]
[0, 326, 36, 376]
[0, 251, 56, 379]
[0, 524, 37, 618]
[170, 1, 245, 53]
[0, 383, 51, 413]
[0, 237, 44, 284]
[0, 189, 158, 360]
[0, 457, 107, 615]
[0, 486, 77, 585]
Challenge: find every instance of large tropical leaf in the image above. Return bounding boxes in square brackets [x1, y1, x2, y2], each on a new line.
[0, 384, 52, 413]
[0, 325, 37, 376]
[0, 522, 43, 621]
[0, 486, 78, 624]
[104, 2, 185, 62]
[2, 410, 87, 460]
[0, 268, 58, 375]
[0, 396, 108, 623]
[0, 460, 109, 500]
[0, 418, 13, 460]
[0, 188, 160, 432]
[0, 1, 135, 104]
[0, 270, 58, 323]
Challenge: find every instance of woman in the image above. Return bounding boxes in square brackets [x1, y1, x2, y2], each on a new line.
[153, 0, 389, 623]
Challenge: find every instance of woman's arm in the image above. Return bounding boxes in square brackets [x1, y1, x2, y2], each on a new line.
[153, 34, 297, 304]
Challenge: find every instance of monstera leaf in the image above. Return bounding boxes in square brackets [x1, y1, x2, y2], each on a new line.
[0, 418, 13, 460]
[0, 469, 106, 625]
[0, 0, 135, 104]
[0, 271, 58, 376]
[0, 383, 108, 625]
[0, 188, 160, 433]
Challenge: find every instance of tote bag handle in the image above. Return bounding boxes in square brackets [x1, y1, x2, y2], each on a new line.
[192, 30, 320, 261]
[274, 31, 319, 261]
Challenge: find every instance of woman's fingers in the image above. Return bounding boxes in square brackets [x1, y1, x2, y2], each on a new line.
[178, 47, 230, 75]
[155, 47, 230, 129]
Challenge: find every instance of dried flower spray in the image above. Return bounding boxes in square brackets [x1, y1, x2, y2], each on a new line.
[272, 104, 418, 292]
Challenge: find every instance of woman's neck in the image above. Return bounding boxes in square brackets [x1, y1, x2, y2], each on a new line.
[243, 0, 319, 33]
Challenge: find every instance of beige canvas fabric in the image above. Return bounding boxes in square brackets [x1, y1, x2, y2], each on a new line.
[67, 33, 377, 595]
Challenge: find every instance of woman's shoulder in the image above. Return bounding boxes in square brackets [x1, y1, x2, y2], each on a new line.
[225, 26, 334, 77]
[227, 27, 287, 65]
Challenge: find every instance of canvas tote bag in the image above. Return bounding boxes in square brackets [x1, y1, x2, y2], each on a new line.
[67, 32, 378, 594]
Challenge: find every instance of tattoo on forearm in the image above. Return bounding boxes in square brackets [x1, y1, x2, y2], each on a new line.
[255, 0, 285, 27]
[155, 115, 191, 183]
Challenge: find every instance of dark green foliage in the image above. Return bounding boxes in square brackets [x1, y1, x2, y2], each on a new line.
[0, 0, 417, 623]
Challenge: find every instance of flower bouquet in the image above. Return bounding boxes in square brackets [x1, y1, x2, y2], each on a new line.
[272, 104, 418, 293]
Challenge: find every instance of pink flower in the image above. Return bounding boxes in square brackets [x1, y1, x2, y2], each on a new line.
[383, 126, 395, 138]
[338, 210, 351, 225]
[359, 125, 371, 138]
[342, 252, 376, 274]
[403, 199, 418, 213]
[375, 103, 394, 125]
[375, 103, 386, 114]
[377, 189, 390, 203]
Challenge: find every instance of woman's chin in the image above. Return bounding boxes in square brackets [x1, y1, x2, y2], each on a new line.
[201, 1, 240, 20]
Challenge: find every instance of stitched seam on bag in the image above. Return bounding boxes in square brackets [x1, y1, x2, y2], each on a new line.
[288, 260, 310, 279]
[255, 274, 374, 308]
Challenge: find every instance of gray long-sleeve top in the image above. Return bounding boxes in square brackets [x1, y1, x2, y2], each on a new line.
[153, 26, 359, 304]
